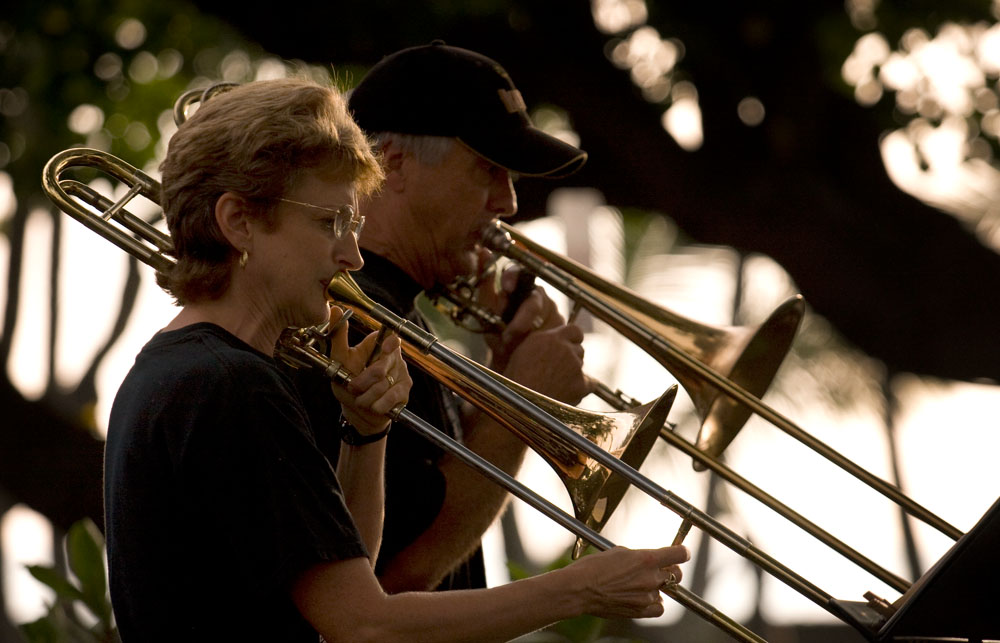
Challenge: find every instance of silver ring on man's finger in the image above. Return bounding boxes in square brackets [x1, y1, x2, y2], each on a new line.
[531, 315, 545, 330]
[386, 374, 395, 386]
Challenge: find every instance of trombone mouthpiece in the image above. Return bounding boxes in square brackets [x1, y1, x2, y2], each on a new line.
[482, 220, 513, 253]
[326, 272, 376, 311]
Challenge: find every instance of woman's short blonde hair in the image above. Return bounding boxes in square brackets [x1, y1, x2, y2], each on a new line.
[158, 78, 384, 304]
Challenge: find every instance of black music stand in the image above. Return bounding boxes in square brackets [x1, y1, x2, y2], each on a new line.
[832, 495, 1000, 642]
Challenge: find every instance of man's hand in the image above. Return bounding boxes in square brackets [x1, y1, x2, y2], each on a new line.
[482, 266, 592, 405]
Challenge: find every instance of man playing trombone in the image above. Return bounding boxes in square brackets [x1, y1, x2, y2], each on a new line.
[294, 42, 597, 594]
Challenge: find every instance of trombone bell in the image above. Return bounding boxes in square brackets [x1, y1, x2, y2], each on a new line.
[688, 295, 805, 467]
[568, 384, 676, 557]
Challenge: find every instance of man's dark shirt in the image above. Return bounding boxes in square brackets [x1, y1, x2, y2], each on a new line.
[105, 323, 367, 642]
[296, 250, 487, 590]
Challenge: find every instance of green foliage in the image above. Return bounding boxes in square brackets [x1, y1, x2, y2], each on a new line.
[19, 519, 119, 643]
[1, 1, 264, 219]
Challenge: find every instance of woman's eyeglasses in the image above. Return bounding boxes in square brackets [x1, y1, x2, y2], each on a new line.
[278, 198, 365, 240]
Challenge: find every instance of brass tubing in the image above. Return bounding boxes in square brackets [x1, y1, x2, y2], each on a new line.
[43, 149, 174, 273]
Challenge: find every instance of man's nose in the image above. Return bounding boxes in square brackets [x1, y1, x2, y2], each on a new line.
[489, 172, 517, 218]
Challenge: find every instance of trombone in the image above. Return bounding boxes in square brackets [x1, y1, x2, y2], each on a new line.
[428, 220, 955, 595]
[482, 220, 963, 539]
[43, 146, 773, 642]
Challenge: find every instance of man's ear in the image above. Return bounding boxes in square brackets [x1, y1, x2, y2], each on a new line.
[380, 140, 407, 192]
[214, 191, 253, 253]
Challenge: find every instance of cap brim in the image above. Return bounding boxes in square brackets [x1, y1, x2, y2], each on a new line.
[460, 126, 587, 178]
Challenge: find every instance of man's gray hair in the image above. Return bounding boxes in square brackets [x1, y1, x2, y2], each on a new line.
[372, 132, 455, 166]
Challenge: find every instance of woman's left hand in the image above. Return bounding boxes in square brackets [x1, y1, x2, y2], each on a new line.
[325, 307, 411, 437]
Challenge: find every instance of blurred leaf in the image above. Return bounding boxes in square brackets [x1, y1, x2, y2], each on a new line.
[553, 615, 606, 642]
[66, 518, 111, 621]
[21, 519, 118, 643]
[20, 615, 62, 643]
[26, 565, 86, 603]
[506, 558, 533, 581]
[19, 598, 100, 643]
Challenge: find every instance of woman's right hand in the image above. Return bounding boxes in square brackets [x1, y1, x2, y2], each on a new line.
[563, 545, 690, 619]
[325, 307, 412, 437]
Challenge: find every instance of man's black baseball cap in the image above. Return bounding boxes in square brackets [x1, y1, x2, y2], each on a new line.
[348, 42, 587, 178]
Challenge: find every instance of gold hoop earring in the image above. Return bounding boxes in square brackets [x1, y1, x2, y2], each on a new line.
[239, 249, 248, 269]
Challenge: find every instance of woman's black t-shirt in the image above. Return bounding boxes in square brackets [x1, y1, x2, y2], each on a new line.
[104, 323, 367, 642]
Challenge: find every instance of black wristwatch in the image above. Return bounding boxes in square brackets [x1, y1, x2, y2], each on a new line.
[338, 413, 391, 446]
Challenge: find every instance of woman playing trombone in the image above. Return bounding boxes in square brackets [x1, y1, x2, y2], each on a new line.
[102, 77, 688, 642]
